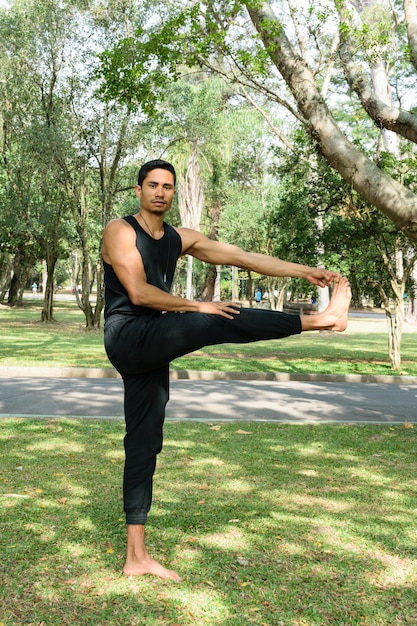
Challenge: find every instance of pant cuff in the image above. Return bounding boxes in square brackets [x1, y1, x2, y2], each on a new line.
[126, 512, 148, 525]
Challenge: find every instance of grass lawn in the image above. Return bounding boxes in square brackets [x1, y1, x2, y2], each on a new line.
[1, 418, 417, 625]
[1, 298, 417, 376]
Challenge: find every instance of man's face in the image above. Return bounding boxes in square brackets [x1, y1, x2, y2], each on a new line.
[135, 168, 175, 215]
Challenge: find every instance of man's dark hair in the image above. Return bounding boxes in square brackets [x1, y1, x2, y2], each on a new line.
[137, 159, 176, 187]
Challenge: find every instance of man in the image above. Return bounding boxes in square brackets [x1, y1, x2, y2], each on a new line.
[102, 159, 351, 581]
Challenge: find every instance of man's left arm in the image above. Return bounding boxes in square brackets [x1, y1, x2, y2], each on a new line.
[179, 228, 339, 288]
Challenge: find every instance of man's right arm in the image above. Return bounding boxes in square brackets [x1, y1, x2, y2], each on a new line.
[102, 219, 240, 318]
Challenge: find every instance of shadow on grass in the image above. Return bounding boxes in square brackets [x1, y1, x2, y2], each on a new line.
[1, 419, 417, 625]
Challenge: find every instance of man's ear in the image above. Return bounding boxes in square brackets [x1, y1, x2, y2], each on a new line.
[135, 185, 141, 198]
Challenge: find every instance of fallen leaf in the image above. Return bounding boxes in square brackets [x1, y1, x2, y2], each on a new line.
[210, 425, 221, 431]
[235, 429, 252, 435]
[59, 497, 67, 504]
[404, 421, 414, 429]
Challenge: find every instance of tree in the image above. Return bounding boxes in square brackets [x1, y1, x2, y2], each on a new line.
[216, 107, 281, 305]
[0, 4, 46, 306]
[0, 0, 141, 327]
[0, 0, 82, 315]
[325, 197, 416, 371]
[97, 0, 417, 241]
[153, 76, 262, 300]
[178, 145, 204, 299]
[269, 130, 417, 370]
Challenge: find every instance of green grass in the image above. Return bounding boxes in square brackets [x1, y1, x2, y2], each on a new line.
[1, 299, 417, 376]
[1, 418, 417, 625]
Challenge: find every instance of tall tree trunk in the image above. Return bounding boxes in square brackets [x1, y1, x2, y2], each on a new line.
[186, 255, 193, 300]
[80, 249, 95, 329]
[41, 255, 58, 322]
[178, 145, 204, 300]
[93, 261, 105, 328]
[376, 251, 406, 370]
[201, 202, 222, 301]
[0, 253, 13, 302]
[405, 258, 417, 324]
[385, 305, 403, 371]
[214, 265, 222, 301]
[247, 270, 253, 306]
[7, 250, 28, 306]
[201, 264, 217, 301]
[266, 277, 288, 311]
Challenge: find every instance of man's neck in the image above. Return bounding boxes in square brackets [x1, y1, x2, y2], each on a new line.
[137, 211, 165, 240]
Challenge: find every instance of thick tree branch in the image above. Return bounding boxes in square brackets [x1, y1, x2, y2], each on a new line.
[244, 0, 417, 240]
[337, 3, 417, 144]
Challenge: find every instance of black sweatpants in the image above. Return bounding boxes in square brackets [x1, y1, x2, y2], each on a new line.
[104, 307, 302, 524]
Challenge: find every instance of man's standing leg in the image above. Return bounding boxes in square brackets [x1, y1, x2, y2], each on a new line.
[122, 366, 181, 580]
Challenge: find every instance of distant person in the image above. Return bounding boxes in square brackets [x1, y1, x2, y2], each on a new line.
[255, 289, 262, 303]
[102, 159, 351, 581]
[32, 282, 38, 296]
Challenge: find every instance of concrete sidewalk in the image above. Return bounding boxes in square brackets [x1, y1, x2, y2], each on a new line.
[0, 367, 416, 424]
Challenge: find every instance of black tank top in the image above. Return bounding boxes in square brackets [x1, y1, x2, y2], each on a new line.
[103, 215, 182, 319]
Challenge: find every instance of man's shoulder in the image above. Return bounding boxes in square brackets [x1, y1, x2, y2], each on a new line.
[102, 218, 137, 257]
[175, 226, 203, 242]
[174, 227, 205, 254]
[105, 216, 136, 233]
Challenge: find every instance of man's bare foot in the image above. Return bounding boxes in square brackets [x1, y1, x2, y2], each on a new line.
[123, 523, 181, 581]
[301, 277, 351, 332]
[326, 277, 351, 331]
[123, 555, 181, 581]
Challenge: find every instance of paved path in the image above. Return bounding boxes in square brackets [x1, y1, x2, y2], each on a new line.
[1, 374, 416, 424]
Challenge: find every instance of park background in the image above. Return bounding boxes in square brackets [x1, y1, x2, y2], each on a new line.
[0, 0, 417, 372]
[1, 0, 417, 624]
